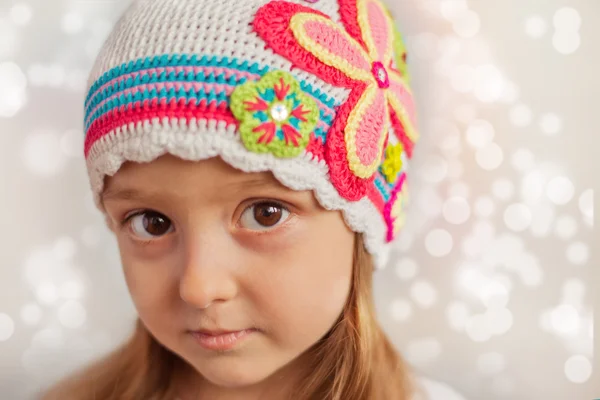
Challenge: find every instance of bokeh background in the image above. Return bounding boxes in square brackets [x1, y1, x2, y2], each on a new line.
[0, 0, 596, 399]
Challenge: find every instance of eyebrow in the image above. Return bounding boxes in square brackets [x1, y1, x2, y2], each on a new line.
[101, 177, 289, 203]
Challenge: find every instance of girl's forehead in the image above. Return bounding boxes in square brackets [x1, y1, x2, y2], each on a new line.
[102, 155, 297, 203]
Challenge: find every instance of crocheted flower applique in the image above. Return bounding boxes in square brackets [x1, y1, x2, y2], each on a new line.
[254, 0, 419, 201]
[230, 70, 320, 158]
[386, 179, 409, 241]
[380, 142, 404, 184]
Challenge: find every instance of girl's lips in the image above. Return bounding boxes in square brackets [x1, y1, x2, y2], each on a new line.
[190, 329, 257, 351]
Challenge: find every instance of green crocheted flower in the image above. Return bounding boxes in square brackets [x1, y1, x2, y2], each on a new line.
[383, 5, 410, 83]
[392, 25, 410, 83]
[230, 71, 320, 158]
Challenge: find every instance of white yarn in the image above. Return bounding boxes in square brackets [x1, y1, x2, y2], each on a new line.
[87, 117, 392, 269]
[84, 0, 403, 270]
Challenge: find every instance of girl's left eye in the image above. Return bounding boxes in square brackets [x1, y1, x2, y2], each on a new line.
[239, 201, 291, 231]
[126, 211, 174, 239]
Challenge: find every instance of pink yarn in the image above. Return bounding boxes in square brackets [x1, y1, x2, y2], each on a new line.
[303, 20, 371, 73]
[355, 89, 386, 165]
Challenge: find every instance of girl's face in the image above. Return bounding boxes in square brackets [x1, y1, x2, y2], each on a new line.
[102, 155, 354, 395]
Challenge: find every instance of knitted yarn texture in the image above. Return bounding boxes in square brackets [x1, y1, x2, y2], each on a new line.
[83, 0, 419, 269]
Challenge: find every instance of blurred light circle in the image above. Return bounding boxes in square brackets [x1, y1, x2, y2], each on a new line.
[395, 258, 419, 281]
[578, 189, 593, 219]
[492, 178, 515, 201]
[466, 119, 495, 149]
[443, 197, 471, 224]
[509, 104, 533, 127]
[481, 281, 509, 309]
[46, 64, 66, 88]
[425, 229, 453, 257]
[500, 81, 520, 104]
[0, 18, 17, 58]
[511, 148, 535, 172]
[518, 256, 544, 287]
[446, 159, 464, 179]
[530, 204, 555, 238]
[448, 181, 470, 199]
[551, 304, 580, 335]
[552, 31, 581, 55]
[10, 3, 33, 26]
[0, 313, 15, 342]
[473, 64, 505, 103]
[504, 204, 533, 232]
[59, 280, 86, 299]
[410, 280, 438, 308]
[58, 301, 87, 329]
[462, 235, 483, 258]
[66, 68, 88, 91]
[419, 155, 448, 183]
[453, 103, 477, 123]
[409, 32, 438, 59]
[439, 0, 468, 20]
[476, 143, 503, 171]
[473, 220, 496, 239]
[390, 299, 413, 322]
[36, 282, 59, 305]
[465, 315, 492, 342]
[27, 63, 48, 86]
[53, 237, 77, 260]
[554, 215, 578, 239]
[60, 129, 85, 158]
[539, 113, 563, 135]
[406, 338, 442, 366]
[546, 176, 574, 205]
[477, 352, 506, 375]
[416, 188, 443, 219]
[446, 301, 469, 331]
[62, 11, 85, 34]
[20, 303, 42, 326]
[562, 279, 585, 304]
[485, 307, 514, 335]
[474, 196, 496, 217]
[22, 130, 67, 176]
[82, 225, 105, 248]
[450, 64, 475, 93]
[452, 10, 481, 38]
[0, 61, 28, 118]
[564, 355, 592, 383]
[525, 15, 547, 38]
[553, 7, 582, 31]
[521, 171, 545, 204]
[32, 327, 64, 349]
[566, 242, 589, 265]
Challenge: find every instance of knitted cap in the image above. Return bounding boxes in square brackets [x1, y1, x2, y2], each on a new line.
[83, 0, 419, 269]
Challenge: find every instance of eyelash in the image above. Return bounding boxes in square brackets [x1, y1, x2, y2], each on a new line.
[118, 199, 293, 238]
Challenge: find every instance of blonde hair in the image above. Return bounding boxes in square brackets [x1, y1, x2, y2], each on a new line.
[40, 234, 414, 400]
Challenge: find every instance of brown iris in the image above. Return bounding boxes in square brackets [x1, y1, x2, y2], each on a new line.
[253, 203, 284, 227]
[142, 212, 171, 236]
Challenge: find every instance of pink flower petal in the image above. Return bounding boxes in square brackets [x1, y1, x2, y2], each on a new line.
[290, 13, 373, 82]
[359, 0, 395, 64]
[346, 85, 388, 177]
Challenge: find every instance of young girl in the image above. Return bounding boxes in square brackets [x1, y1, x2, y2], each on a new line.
[41, 0, 432, 398]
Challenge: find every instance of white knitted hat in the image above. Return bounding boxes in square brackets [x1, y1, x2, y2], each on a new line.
[83, 0, 419, 269]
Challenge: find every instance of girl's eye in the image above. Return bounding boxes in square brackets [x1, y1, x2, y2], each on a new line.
[239, 202, 291, 231]
[127, 211, 174, 239]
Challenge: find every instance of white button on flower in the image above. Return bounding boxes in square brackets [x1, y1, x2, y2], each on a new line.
[270, 103, 290, 122]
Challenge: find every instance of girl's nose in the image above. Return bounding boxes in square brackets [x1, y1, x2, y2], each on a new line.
[178, 234, 239, 309]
